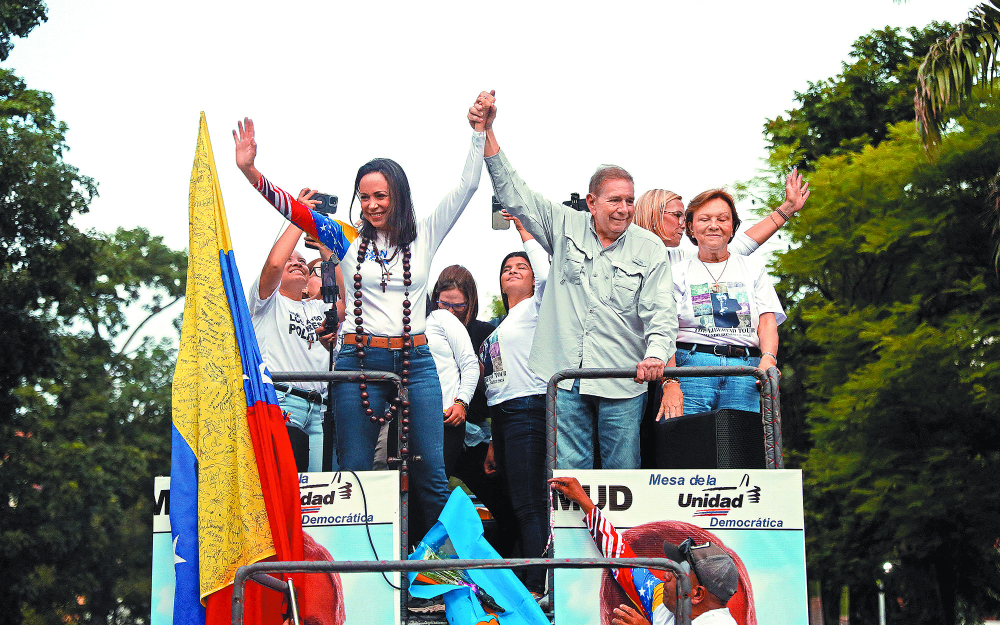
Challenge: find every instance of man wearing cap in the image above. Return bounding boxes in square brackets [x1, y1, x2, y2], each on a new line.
[549, 477, 739, 625]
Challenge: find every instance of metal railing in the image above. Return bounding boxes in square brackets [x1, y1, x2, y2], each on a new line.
[270, 371, 411, 553]
[537, 365, 781, 619]
[232, 557, 694, 625]
[254, 365, 783, 625]
[544, 365, 783, 479]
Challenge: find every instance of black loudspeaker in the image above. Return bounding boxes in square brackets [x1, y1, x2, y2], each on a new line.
[287, 425, 310, 473]
[653, 409, 766, 469]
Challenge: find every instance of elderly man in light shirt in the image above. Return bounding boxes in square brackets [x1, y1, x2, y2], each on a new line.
[468, 92, 675, 470]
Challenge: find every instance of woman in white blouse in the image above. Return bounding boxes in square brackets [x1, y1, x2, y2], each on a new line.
[480, 213, 550, 597]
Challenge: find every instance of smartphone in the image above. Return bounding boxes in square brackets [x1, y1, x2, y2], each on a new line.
[320, 259, 339, 305]
[491, 195, 510, 230]
[312, 193, 338, 215]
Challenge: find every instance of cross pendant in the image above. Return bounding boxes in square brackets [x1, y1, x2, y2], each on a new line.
[307, 337, 314, 350]
[380, 279, 387, 293]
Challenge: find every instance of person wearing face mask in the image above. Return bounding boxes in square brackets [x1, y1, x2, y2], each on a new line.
[234, 92, 488, 546]
[248, 223, 336, 473]
[470, 92, 674, 471]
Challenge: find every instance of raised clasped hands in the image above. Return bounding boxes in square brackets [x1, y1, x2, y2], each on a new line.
[468, 90, 496, 133]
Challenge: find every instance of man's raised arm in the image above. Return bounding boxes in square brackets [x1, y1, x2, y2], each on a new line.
[469, 91, 562, 252]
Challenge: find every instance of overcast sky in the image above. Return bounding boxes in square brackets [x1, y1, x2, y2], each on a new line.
[5, 0, 975, 335]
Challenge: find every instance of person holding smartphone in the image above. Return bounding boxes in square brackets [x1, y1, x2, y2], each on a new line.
[248, 222, 336, 472]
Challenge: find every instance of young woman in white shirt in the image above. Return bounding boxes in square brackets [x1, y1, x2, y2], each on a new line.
[479, 213, 550, 597]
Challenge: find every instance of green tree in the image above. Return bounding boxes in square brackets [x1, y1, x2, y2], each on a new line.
[0, 0, 47, 61]
[765, 22, 955, 170]
[762, 91, 1000, 625]
[487, 293, 506, 320]
[914, 1, 1000, 145]
[0, 63, 187, 624]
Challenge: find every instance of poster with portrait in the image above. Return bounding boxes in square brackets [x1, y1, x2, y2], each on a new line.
[552, 469, 806, 625]
[152, 471, 401, 625]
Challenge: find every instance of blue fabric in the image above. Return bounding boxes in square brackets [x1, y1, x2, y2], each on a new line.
[675, 347, 761, 413]
[169, 424, 204, 625]
[555, 379, 647, 469]
[334, 342, 448, 542]
[277, 392, 335, 472]
[409, 490, 548, 625]
[491, 394, 548, 593]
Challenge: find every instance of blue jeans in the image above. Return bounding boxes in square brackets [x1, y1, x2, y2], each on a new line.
[675, 347, 761, 413]
[335, 342, 448, 544]
[278, 392, 337, 473]
[491, 394, 548, 593]
[555, 379, 647, 469]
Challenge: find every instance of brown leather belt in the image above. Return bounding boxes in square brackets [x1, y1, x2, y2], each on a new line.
[342, 333, 428, 350]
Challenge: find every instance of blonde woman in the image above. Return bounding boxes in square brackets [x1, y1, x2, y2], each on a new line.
[633, 171, 810, 263]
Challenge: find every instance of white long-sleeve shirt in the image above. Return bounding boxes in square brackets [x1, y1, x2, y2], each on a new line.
[252, 132, 485, 337]
[481, 238, 550, 405]
[425, 309, 479, 410]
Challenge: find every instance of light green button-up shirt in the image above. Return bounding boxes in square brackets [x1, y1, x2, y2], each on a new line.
[486, 150, 677, 399]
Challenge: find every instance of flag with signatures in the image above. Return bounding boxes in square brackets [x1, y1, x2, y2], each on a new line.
[171, 112, 303, 625]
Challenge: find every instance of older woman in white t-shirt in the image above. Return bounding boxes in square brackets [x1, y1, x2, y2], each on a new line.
[479, 213, 550, 597]
[659, 189, 787, 419]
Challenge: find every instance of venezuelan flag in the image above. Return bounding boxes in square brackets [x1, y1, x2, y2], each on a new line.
[171, 112, 303, 625]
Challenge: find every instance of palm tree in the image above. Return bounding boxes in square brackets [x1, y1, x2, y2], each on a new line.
[914, 1, 1000, 145]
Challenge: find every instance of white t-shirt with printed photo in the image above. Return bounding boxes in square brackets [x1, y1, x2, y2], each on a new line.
[672, 253, 786, 348]
[480, 239, 550, 406]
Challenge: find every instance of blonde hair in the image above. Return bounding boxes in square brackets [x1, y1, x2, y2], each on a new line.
[633, 189, 683, 243]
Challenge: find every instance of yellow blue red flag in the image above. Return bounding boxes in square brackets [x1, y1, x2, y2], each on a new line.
[171, 112, 303, 625]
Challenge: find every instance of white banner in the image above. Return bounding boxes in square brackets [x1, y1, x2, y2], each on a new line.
[152, 471, 401, 625]
[552, 469, 807, 625]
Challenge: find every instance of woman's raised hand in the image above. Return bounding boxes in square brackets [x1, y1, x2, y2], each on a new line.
[233, 117, 260, 184]
[468, 90, 496, 132]
[784, 167, 811, 215]
[501, 209, 525, 232]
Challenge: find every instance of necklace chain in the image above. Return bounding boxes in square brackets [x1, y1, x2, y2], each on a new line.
[699, 257, 729, 290]
[368, 239, 399, 292]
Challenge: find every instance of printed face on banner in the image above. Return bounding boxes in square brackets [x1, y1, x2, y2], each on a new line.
[551, 469, 807, 625]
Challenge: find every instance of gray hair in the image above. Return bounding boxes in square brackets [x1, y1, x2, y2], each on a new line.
[588, 164, 634, 196]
